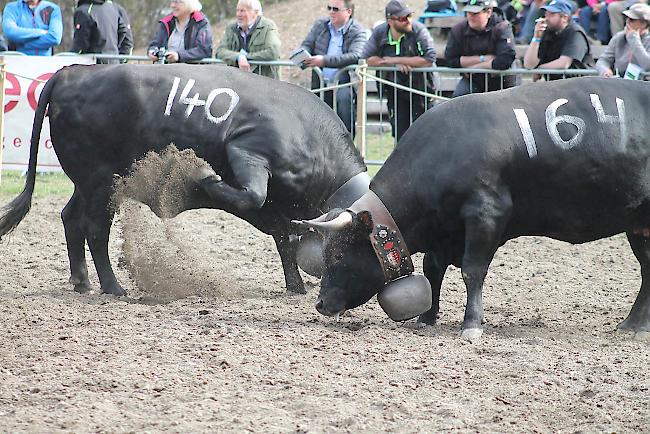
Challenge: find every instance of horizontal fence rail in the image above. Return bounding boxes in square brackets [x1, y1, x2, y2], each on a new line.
[2, 51, 648, 170]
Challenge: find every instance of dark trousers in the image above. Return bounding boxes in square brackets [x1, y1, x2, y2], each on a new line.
[323, 87, 355, 135]
[385, 90, 427, 141]
[452, 75, 515, 97]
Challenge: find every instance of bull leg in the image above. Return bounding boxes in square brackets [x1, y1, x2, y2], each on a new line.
[194, 150, 270, 215]
[618, 231, 650, 334]
[80, 187, 125, 296]
[273, 233, 306, 294]
[416, 250, 449, 326]
[61, 188, 92, 293]
[460, 194, 510, 342]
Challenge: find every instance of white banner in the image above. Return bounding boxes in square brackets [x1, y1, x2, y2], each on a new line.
[1, 55, 94, 172]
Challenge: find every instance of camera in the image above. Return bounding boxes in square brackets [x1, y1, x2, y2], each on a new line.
[151, 47, 168, 63]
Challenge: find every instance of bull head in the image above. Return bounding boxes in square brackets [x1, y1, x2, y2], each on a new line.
[296, 209, 385, 317]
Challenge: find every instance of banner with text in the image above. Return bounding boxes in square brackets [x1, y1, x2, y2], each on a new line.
[1, 55, 94, 171]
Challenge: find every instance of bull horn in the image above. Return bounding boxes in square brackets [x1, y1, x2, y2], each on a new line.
[292, 211, 353, 232]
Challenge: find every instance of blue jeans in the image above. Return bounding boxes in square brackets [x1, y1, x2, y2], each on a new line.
[578, 4, 611, 43]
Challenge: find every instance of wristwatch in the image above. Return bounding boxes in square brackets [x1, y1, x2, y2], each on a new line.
[479, 55, 486, 62]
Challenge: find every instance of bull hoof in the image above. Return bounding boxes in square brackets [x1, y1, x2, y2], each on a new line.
[191, 165, 221, 184]
[102, 284, 126, 297]
[73, 282, 93, 294]
[416, 310, 439, 326]
[616, 318, 650, 334]
[286, 282, 307, 294]
[460, 328, 483, 343]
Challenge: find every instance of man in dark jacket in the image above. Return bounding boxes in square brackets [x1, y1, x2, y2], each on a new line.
[523, 0, 593, 80]
[362, 0, 438, 140]
[114, 2, 132, 56]
[71, 0, 131, 63]
[445, 0, 517, 96]
[299, 0, 367, 134]
[148, 0, 212, 63]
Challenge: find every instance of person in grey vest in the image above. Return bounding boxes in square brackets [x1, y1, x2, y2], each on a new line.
[523, 0, 593, 80]
[72, 0, 131, 63]
[299, 0, 367, 134]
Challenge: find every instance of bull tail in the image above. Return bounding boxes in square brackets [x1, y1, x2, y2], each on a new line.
[0, 73, 56, 239]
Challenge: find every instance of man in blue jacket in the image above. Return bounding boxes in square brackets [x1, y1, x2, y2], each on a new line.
[2, 0, 62, 55]
[299, 0, 367, 134]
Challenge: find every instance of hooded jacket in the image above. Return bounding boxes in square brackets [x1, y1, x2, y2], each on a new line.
[72, 0, 132, 58]
[148, 11, 213, 62]
[2, 0, 63, 55]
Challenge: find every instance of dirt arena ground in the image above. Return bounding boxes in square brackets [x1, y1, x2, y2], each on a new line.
[1, 194, 649, 433]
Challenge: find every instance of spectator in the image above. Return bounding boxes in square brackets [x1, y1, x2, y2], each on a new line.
[523, 0, 593, 80]
[216, 0, 281, 79]
[596, 3, 650, 76]
[518, 0, 547, 43]
[609, 0, 647, 35]
[362, 0, 437, 140]
[445, 0, 517, 97]
[2, 0, 62, 55]
[71, 0, 132, 63]
[115, 2, 133, 56]
[299, 0, 367, 134]
[148, 0, 212, 63]
[578, 0, 612, 44]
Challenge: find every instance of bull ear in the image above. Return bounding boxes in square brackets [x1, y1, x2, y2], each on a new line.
[355, 210, 374, 234]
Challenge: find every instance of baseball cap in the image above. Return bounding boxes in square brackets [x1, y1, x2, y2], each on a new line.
[622, 3, 650, 22]
[463, 0, 497, 13]
[385, 0, 413, 17]
[541, 0, 575, 16]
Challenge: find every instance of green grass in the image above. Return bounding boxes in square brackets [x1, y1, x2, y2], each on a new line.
[364, 133, 395, 177]
[0, 170, 73, 199]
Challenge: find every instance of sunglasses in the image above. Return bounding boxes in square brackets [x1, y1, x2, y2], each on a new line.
[389, 14, 412, 22]
[326, 5, 349, 12]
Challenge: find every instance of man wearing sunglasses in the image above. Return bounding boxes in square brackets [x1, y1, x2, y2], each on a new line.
[362, 0, 438, 140]
[299, 0, 367, 134]
[445, 0, 517, 96]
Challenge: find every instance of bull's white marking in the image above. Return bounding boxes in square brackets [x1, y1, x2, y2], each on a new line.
[513, 109, 537, 158]
[164, 76, 239, 125]
[514, 94, 628, 159]
[164, 77, 181, 116]
[205, 88, 240, 124]
[545, 98, 586, 150]
[590, 94, 627, 150]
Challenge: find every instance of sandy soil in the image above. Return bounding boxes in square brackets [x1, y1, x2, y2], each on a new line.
[0, 192, 649, 432]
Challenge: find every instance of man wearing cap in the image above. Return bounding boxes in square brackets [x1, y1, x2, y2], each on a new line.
[523, 0, 593, 80]
[362, 0, 438, 140]
[445, 0, 517, 97]
[596, 3, 650, 77]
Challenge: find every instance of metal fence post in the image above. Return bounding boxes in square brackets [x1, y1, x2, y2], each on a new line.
[355, 60, 367, 159]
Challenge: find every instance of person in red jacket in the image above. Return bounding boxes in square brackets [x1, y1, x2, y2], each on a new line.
[147, 0, 212, 63]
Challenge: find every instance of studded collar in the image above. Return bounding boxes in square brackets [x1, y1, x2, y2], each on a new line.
[348, 190, 414, 283]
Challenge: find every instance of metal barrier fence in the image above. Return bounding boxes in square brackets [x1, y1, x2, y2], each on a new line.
[4, 51, 649, 168]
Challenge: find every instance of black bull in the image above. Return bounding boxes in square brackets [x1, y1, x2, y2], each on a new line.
[0, 64, 366, 296]
[307, 77, 650, 340]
